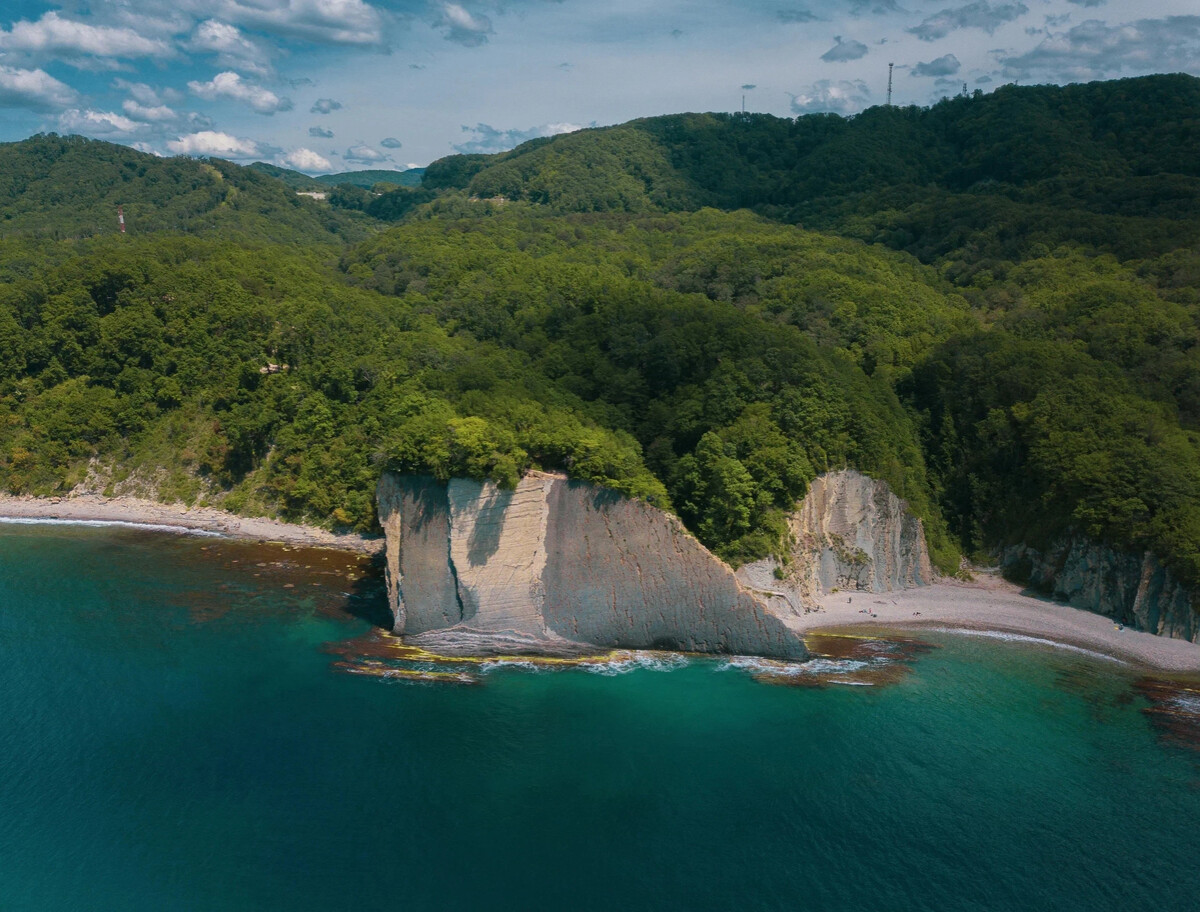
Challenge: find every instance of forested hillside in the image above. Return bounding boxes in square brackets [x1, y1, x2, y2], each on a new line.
[2, 74, 1199, 588]
[0, 135, 371, 244]
[246, 163, 425, 191]
[427, 74, 1200, 263]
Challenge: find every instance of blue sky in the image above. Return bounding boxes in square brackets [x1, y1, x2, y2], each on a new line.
[0, 0, 1196, 173]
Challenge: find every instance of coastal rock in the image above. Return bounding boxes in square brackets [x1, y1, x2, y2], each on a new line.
[376, 473, 461, 635]
[376, 471, 808, 659]
[1002, 538, 1199, 643]
[736, 470, 934, 609]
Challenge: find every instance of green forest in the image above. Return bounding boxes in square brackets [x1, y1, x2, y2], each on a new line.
[2, 73, 1199, 587]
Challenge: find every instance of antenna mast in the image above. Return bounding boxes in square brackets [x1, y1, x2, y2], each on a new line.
[887, 63, 894, 106]
[117, 205, 125, 234]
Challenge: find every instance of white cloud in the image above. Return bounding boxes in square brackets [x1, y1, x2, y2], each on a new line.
[453, 121, 586, 155]
[344, 142, 388, 163]
[122, 100, 178, 122]
[309, 125, 334, 138]
[1001, 15, 1200, 80]
[112, 80, 176, 107]
[281, 147, 333, 171]
[190, 20, 273, 74]
[912, 53, 962, 76]
[188, 71, 293, 114]
[821, 36, 869, 62]
[0, 65, 78, 110]
[167, 130, 261, 158]
[778, 9, 821, 24]
[311, 97, 343, 114]
[909, 1, 1029, 42]
[0, 12, 172, 62]
[58, 108, 140, 135]
[790, 79, 871, 114]
[187, 0, 387, 47]
[437, 3, 494, 47]
[380, 137, 402, 148]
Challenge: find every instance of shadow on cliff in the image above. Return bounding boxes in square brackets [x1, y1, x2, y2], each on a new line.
[337, 551, 393, 630]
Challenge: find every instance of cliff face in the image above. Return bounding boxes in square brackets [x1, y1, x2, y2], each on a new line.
[1003, 538, 1199, 643]
[736, 470, 934, 610]
[375, 471, 808, 659]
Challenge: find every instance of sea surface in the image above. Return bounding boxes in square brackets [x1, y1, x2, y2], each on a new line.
[2, 524, 1199, 912]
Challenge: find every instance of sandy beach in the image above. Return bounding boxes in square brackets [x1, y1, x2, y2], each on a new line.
[3, 493, 1198, 671]
[0, 493, 383, 554]
[790, 571, 1200, 672]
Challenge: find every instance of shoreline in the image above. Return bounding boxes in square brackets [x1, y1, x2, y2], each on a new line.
[2, 493, 1197, 672]
[788, 571, 1200, 673]
[0, 493, 383, 555]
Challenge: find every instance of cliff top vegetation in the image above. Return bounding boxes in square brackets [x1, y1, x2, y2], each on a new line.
[2, 74, 1199, 583]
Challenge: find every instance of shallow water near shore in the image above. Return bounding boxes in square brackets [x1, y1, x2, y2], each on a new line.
[3, 525, 1200, 911]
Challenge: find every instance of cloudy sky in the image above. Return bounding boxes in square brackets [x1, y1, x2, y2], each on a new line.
[0, 0, 1196, 173]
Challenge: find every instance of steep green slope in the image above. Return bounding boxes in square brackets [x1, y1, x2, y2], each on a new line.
[246, 162, 325, 191]
[247, 163, 425, 191]
[423, 74, 1200, 264]
[0, 235, 664, 530]
[342, 207, 964, 565]
[0, 209, 962, 569]
[0, 135, 372, 244]
[3, 75, 1200, 587]
[315, 169, 425, 189]
[406, 76, 1200, 583]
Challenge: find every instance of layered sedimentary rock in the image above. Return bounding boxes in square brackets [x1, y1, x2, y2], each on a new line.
[736, 470, 934, 609]
[1002, 538, 1199, 643]
[376, 471, 808, 658]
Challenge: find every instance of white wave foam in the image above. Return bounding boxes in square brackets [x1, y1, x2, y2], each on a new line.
[1169, 694, 1200, 714]
[0, 516, 224, 537]
[719, 655, 870, 678]
[583, 652, 689, 676]
[922, 627, 1126, 664]
[479, 659, 544, 673]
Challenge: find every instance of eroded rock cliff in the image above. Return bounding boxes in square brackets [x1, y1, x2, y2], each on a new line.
[1003, 538, 1199, 643]
[376, 471, 809, 659]
[736, 469, 934, 609]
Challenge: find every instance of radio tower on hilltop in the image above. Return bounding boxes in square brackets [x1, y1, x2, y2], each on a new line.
[887, 63, 894, 107]
[117, 205, 126, 234]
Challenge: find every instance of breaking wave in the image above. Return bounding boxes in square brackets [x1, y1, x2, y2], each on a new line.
[0, 517, 224, 537]
[922, 627, 1126, 664]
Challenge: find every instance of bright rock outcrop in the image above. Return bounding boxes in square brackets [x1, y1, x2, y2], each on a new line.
[736, 470, 934, 612]
[376, 471, 810, 658]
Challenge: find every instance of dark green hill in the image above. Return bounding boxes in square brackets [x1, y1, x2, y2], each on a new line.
[424, 74, 1200, 263]
[0, 135, 371, 244]
[3, 77, 1200, 590]
[246, 162, 325, 191]
[315, 168, 425, 189]
[245, 163, 427, 191]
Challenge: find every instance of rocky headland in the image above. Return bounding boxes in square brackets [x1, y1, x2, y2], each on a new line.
[375, 468, 939, 659]
[1001, 538, 1198, 644]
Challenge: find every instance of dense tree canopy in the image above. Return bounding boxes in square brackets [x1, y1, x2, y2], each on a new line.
[2, 73, 1199, 585]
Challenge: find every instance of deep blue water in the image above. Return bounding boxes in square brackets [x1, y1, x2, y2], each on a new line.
[2, 523, 1199, 911]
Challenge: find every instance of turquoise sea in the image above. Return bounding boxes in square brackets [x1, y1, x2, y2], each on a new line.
[2, 523, 1199, 911]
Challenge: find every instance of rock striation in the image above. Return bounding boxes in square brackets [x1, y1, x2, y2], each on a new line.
[1002, 538, 1199, 643]
[375, 471, 809, 659]
[736, 469, 934, 610]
